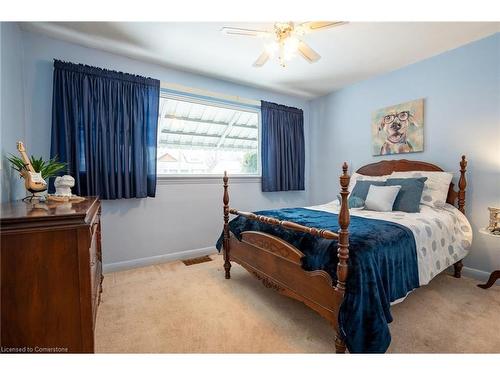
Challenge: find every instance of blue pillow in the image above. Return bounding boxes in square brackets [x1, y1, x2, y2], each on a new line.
[350, 180, 386, 201]
[386, 177, 428, 213]
[337, 194, 365, 209]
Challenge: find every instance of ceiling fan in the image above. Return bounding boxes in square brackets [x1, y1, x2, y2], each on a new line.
[221, 21, 348, 68]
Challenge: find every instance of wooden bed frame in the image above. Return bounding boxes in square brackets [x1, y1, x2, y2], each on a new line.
[221, 156, 467, 353]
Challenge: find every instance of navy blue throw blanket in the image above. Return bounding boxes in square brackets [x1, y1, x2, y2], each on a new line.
[216, 208, 419, 353]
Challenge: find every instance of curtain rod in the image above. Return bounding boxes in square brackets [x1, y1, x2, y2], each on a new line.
[160, 82, 261, 107]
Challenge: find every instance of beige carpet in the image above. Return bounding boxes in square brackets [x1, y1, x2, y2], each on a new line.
[95, 254, 500, 353]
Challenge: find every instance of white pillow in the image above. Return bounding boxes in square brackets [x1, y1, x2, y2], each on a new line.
[390, 171, 453, 208]
[348, 172, 391, 194]
[365, 185, 401, 212]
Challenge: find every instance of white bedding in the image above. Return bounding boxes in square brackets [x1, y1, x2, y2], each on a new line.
[307, 201, 472, 287]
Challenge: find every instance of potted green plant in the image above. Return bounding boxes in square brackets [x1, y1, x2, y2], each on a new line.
[7, 154, 67, 198]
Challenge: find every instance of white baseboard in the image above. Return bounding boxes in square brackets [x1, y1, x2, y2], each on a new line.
[104, 250, 498, 286]
[103, 246, 218, 273]
[462, 266, 500, 285]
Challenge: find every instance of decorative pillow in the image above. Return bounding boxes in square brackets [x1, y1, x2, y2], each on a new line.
[390, 171, 453, 208]
[350, 180, 386, 201]
[386, 177, 428, 213]
[364, 185, 402, 212]
[337, 194, 365, 209]
[348, 172, 390, 194]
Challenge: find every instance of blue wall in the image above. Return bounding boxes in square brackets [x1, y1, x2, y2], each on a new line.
[310, 33, 500, 275]
[8, 25, 311, 269]
[1, 23, 27, 202]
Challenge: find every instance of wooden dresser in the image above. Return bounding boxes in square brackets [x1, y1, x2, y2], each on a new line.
[0, 197, 102, 353]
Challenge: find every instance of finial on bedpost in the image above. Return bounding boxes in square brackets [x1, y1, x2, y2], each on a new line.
[336, 162, 350, 293]
[458, 155, 467, 214]
[223, 171, 231, 279]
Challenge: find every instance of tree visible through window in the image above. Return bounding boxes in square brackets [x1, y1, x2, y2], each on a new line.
[157, 94, 260, 176]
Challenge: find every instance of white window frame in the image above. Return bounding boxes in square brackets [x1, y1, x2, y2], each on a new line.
[157, 86, 262, 182]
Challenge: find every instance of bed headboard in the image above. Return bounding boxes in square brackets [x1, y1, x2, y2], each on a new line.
[355, 156, 467, 213]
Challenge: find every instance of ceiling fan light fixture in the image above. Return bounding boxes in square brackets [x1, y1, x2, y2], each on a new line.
[283, 35, 300, 60]
[221, 21, 348, 67]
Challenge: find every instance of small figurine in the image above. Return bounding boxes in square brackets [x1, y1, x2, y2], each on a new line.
[54, 175, 75, 197]
[8, 141, 67, 202]
[16, 142, 47, 201]
[48, 175, 85, 203]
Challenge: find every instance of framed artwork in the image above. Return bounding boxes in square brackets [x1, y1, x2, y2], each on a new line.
[371, 98, 424, 156]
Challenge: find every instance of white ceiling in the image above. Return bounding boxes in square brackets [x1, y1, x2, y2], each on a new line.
[21, 22, 499, 98]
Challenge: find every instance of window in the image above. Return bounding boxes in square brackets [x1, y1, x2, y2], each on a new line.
[157, 91, 260, 177]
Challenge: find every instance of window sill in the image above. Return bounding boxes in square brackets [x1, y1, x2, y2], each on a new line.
[157, 175, 262, 185]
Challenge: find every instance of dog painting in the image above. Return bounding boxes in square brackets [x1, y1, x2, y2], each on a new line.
[371, 99, 424, 156]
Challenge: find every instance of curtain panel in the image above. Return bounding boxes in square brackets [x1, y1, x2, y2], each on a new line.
[51, 60, 160, 199]
[261, 101, 305, 192]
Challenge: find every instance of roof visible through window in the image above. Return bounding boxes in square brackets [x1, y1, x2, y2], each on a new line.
[157, 94, 260, 176]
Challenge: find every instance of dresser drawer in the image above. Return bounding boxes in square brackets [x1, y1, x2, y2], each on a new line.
[88, 207, 101, 327]
[90, 260, 98, 327]
[89, 229, 98, 269]
[89, 209, 100, 241]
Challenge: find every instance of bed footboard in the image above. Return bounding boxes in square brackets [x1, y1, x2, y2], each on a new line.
[229, 231, 344, 328]
[221, 163, 351, 353]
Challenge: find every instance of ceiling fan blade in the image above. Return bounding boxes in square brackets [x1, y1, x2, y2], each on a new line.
[298, 41, 321, 63]
[253, 51, 270, 67]
[301, 21, 347, 31]
[221, 27, 270, 37]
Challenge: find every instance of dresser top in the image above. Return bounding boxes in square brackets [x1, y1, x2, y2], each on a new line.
[0, 197, 99, 230]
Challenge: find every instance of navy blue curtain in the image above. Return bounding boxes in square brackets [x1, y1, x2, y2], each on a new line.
[51, 60, 160, 199]
[261, 101, 305, 192]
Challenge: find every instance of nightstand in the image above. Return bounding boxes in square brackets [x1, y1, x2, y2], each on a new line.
[477, 228, 500, 289]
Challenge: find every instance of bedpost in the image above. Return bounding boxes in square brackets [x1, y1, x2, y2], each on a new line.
[454, 155, 467, 278]
[223, 171, 231, 279]
[335, 162, 350, 354]
[336, 162, 350, 292]
[458, 155, 467, 214]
